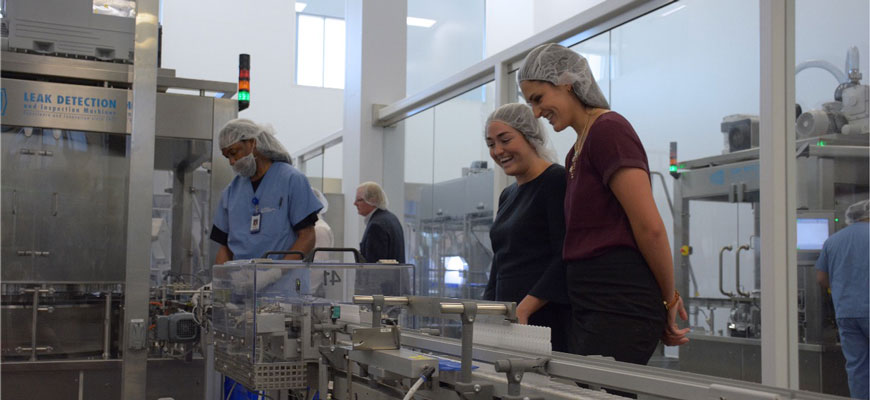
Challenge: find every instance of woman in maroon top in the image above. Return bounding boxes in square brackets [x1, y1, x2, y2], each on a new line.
[517, 43, 689, 366]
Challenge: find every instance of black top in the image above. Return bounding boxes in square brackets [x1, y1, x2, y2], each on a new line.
[360, 208, 406, 263]
[484, 164, 569, 304]
[357, 208, 408, 297]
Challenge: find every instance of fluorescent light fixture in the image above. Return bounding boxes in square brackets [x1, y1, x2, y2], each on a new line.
[295, 2, 307, 12]
[660, 4, 686, 17]
[407, 16, 436, 28]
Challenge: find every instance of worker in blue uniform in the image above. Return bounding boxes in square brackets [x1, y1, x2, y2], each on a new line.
[210, 118, 322, 263]
[816, 199, 869, 400]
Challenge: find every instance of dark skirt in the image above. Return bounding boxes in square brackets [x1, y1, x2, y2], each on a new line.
[566, 247, 666, 365]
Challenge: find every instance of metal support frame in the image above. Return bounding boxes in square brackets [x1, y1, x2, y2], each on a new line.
[458, 301, 478, 383]
[493, 358, 549, 400]
[121, 0, 159, 398]
[399, 330, 840, 400]
[760, 0, 799, 389]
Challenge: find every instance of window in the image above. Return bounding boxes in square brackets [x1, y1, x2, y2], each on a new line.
[296, 14, 345, 89]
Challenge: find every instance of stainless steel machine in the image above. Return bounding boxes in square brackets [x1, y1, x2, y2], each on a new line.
[0, 47, 237, 398]
[670, 48, 869, 397]
[205, 257, 847, 400]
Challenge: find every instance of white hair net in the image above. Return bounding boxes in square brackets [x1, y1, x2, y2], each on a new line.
[219, 118, 293, 164]
[845, 199, 870, 224]
[357, 181, 388, 210]
[518, 43, 610, 110]
[486, 103, 557, 163]
[312, 189, 329, 215]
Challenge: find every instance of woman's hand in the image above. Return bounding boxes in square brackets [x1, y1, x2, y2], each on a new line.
[516, 295, 547, 325]
[662, 295, 690, 346]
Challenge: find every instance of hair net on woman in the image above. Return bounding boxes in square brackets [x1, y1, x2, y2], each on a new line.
[486, 103, 558, 163]
[358, 181, 388, 209]
[312, 189, 329, 215]
[518, 43, 610, 110]
[219, 118, 293, 164]
[845, 199, 870, 224]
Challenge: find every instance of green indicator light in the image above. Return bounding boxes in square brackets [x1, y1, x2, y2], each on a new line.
[669, 165, 678, 172]
[817, 140, 826, 147]
[835, 218, 839, 222]
[239, 91, 250, 101]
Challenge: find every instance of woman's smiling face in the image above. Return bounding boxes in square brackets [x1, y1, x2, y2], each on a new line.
[520, 80, 580, 132]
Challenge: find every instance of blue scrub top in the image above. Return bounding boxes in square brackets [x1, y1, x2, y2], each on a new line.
[815, 222, 869, 319]
[214, 162, 322, 260]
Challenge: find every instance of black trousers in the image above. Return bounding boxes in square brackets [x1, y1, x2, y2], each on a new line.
[528, 301, 574, 354]
[566, 247, 666, 365]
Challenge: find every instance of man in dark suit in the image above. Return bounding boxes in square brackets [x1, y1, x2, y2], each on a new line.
[353, 181, 407, 295]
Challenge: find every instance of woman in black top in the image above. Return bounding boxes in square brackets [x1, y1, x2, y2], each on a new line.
[483, 103, 573, 353]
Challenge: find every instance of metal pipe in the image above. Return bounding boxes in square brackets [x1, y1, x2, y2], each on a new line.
[103, 292, 112, 360]
[441, 303, 510, 316]
[352, 295, 409, 305]
[718, 246, 734, 298]
[346, 354, 353, 400]
[318, 357, 329, 399]
[735, 245, 751, 297]
[30, 289, 39, 361]
[78, 370, 84, 400]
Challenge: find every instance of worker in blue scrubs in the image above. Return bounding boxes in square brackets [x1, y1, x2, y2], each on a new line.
[816, 199, 869, 400]
[211, 119, 322, 400]
[210, 118, 322, 263]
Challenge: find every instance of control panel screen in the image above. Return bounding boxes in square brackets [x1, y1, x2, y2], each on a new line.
[796, 218, 830, 250]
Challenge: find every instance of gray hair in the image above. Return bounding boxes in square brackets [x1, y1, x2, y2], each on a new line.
[518, 43, 609, 109]
[357, 181, 388, 209]
[845, 199, 870, 225]
[485, 103, 557, 163]
[218, 118, 293, 164]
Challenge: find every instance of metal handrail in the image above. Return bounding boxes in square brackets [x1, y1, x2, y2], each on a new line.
[718, 245, 734, 298]
[735, 244, 751, 297]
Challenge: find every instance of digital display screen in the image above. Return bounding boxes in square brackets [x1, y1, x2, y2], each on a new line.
[796, 218, 830, 250]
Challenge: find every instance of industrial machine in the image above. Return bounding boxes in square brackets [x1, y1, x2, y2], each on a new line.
[670, 47, 868, 397]
[203, 256, 847, 400]
[0, 1, 238, 394]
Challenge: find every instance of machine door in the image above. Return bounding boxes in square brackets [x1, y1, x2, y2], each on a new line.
[1, 127, 130, 283]
[33, 130, 130, 282]
[1, 127, 41, 281]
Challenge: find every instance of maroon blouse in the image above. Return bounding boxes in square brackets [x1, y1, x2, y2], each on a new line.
[563, 112, 649, 261]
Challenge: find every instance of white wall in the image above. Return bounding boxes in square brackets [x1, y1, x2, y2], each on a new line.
[533, 0, 605, 33]
[485, 0, 534, 57]
[406, 0, 486, 96]
[161, 0, 343, 155]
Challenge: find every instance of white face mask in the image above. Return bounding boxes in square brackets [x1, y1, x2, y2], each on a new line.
[233, 152, 257, 177]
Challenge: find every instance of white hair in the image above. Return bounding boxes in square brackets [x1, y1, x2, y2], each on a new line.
[357, 181, 388, 209]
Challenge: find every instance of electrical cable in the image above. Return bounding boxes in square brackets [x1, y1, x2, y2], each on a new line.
[402, 366, 435, 400]
[225, 381, 237, 400]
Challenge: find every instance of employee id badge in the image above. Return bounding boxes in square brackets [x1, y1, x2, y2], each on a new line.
[250, 212, 262, 234]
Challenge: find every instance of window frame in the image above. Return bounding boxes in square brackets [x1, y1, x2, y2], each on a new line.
[295, 12, 345, 89]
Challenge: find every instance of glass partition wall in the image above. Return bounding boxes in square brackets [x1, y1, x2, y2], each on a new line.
[399, 83, 497, 301]
[792, 0, 868, 396]
[384, 0, 866, 396]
